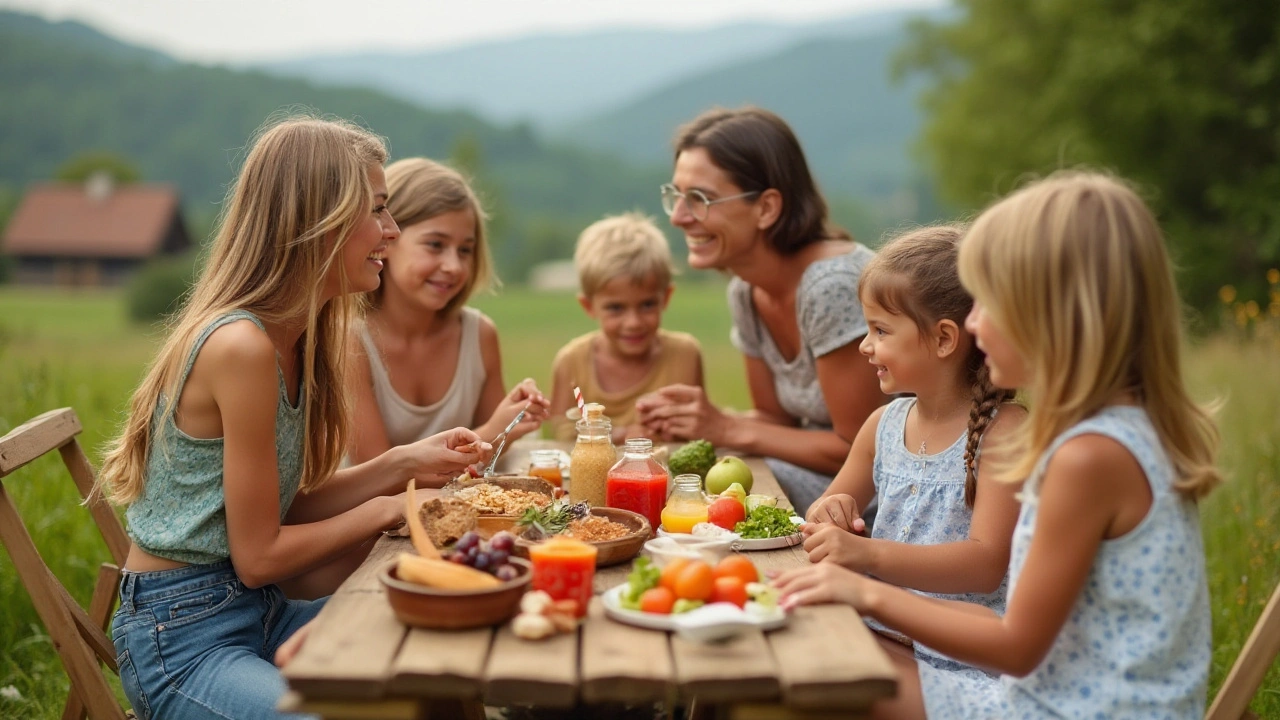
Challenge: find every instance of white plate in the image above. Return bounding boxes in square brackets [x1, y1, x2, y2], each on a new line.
[657, 516, 805, 552]
[600, 585, 788, 641]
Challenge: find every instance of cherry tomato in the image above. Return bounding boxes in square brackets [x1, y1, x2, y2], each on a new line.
[674, 560, 714, 601]
[710, 576, 748, 608]
[639, 586, 676, 614]
[660, 557, 692, 593]
[713, 554, 759, 585]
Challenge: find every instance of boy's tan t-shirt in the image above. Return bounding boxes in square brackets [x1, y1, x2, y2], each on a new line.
[550, 329, 702, 440]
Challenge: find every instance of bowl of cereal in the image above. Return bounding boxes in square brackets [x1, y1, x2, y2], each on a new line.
[512, 504, 650, 567]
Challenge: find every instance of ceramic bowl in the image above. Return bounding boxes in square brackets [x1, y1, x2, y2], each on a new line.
[380, 557, 532, 630]
[513, 507, 650, 567]
[644, 533, 739, 567]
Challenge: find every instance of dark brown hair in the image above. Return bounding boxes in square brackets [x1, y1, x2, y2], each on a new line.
[859, 225, 1017, 507]
[673, 106, 849, 254]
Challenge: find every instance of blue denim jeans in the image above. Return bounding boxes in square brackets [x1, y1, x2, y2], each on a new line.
[111, 561, 326, 720]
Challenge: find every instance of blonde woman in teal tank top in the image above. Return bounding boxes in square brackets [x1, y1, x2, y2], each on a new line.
[95, 117, 489, 720]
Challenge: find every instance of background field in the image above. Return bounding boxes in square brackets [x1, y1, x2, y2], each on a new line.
[1, 285, 1277, 717]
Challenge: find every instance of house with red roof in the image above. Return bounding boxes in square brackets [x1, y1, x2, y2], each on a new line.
[1, 174, 191, 286]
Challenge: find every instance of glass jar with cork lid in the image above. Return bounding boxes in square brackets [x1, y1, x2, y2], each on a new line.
[568, 403, 615, 506]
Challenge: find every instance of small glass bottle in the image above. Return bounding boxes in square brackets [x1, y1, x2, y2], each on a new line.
[660, 474, 710, 534]
[527, 449, 564, 489]
[605, 438, 669, 535]
[569, 403, 615, 507]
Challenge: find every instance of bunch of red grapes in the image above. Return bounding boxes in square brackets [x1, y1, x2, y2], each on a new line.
[446, 530, 521, 582]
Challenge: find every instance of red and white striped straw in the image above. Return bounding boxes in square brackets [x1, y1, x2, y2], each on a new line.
[573, 386, 586, 416]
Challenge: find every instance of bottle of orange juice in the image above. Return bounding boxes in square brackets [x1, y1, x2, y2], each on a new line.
[660, 474, 709, 534]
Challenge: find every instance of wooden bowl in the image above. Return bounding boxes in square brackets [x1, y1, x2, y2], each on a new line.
[380, 557, 532, 630]
[513, 507, 651, 567]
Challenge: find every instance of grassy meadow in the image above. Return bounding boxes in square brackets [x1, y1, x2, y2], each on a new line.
[0, 284, 1277, 718]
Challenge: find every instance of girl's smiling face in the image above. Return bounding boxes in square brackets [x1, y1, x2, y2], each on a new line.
[333, 165, 398, 299]
[383, 208, 477, 312]
[858, 296, 933, 396]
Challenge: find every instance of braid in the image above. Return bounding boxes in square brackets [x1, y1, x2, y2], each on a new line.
[964, 357, 1017, 507]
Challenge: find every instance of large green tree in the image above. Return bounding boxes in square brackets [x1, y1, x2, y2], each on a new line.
[899, 0, 1280, 310]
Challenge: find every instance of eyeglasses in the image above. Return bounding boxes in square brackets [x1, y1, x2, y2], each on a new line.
[660, 183, 760, 221]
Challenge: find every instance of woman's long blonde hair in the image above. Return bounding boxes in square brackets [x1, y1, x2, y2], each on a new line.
[97, 115, 388, 504]
[372, 157, 496, 316]
[957, 171, 1221, 499]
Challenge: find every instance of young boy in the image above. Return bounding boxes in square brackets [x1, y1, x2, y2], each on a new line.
[549, 213, 704, 442]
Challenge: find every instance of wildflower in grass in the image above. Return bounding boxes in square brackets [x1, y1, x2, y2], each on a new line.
[1220, 285, 1237, 304]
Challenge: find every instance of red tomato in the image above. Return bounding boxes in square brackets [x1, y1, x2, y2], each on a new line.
[713, 555, 759, 585]
[639, 587, 676, 614]
[674, 561, 715, 601]
[660, 558, 692, 593]
[706, 497, 747, 530]
[710, 576, 748, 608]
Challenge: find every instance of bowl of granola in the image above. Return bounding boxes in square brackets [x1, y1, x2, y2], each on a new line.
[511, 500, 650, 567]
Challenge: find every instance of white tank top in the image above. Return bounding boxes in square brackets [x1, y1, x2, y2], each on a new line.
[359, 307, 487, 446]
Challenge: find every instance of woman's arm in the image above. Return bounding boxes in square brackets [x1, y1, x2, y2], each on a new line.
[776, 432, 1147, 676]
[803, 405, 884, 528]
[727, 341, 881, 474]
[803, 407, 1025, 593]
[347, 330, 393, 467]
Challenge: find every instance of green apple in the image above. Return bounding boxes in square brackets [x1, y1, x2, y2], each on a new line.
[705, 456, 754, 496]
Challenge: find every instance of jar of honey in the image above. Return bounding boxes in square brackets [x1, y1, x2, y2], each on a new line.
[527, 449, 564, 489]
[569, 403, 614, 507]
[660, 474, 709, 534]
[605, 438, 668, 535]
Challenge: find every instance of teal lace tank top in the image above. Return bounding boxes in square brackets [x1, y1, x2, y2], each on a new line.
[125, 310, 306, 565]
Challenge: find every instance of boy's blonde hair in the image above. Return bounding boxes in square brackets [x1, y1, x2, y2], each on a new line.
[379, 157, 496, 315]
[859, 225, 1016, 507]
[574, 212, 674, 297]
[958, 171, 1221, 499]
[97, 115, 387, 504]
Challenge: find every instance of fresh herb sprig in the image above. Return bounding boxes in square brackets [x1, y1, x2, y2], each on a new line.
[515, 499, 590, 540]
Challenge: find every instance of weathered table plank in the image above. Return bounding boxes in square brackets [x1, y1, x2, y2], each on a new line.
[389, 625, 493, 698]
[768, 604, 898, 709]
[483, 622, 579, 707]
[283, 591, 407, 700]
[671, 629, 781, 704]
[579, 596, 675, 704]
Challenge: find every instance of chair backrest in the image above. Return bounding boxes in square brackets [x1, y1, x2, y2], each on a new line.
[1206, 579, 1280, 720]
[0, 407, 131, 720]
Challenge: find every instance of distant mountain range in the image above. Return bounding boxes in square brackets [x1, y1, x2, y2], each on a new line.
[259, 10, 932, 127]
[260, 8, 946, 202]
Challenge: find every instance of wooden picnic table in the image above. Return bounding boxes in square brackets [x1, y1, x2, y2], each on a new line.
[280, 441, 897, 719]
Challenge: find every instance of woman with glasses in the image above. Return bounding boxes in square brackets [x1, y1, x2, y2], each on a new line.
[636, 106, 884, 517]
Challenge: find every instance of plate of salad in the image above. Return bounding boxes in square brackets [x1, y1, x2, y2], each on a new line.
[659, 505, 805, 551]
[603, 558, 787, 640]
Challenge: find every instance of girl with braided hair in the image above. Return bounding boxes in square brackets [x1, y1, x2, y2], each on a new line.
[800, 225, 1025, 717]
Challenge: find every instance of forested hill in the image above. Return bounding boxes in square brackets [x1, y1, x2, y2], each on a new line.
[0, 11, 667, 276]
[567, 31, 924, 199]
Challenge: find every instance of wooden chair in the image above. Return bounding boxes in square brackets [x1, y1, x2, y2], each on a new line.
[0, 408, 133, 720]
[1206, 579, 1280, 720]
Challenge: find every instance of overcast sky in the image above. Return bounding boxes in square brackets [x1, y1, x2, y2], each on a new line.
[1, 0, 946, 63]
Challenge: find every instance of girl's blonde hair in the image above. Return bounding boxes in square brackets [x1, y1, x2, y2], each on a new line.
[97, 115, 388, 504]
[375, 157, 496, 315]
[860, 225, 1016, 507]
[957, 171, 1221, 499]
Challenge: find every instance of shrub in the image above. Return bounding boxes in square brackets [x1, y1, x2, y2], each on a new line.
[126, 252, 198, 323]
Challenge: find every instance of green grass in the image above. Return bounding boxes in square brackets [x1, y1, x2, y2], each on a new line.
[1, 285, 1277, 718]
